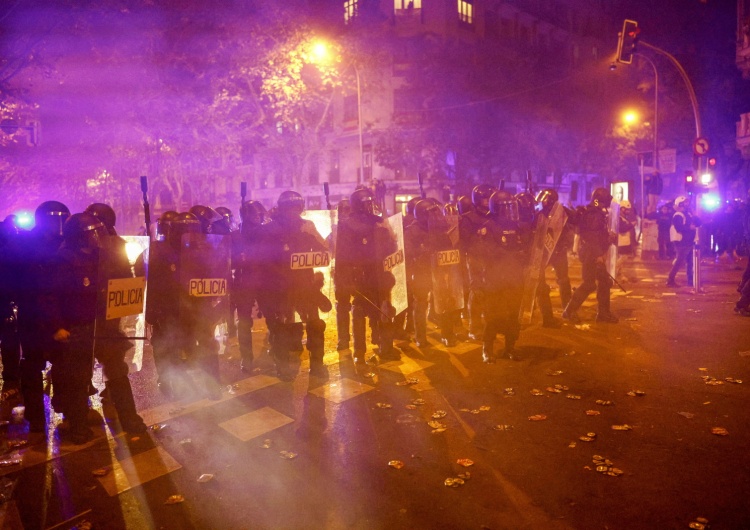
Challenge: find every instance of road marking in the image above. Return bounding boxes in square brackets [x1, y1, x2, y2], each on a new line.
[379, 357, 434, 375]
[97, 446, 182, 497]
[139, 374, 281, 427]
[308, 378, 375, 404]
[219, 407, 294, 442]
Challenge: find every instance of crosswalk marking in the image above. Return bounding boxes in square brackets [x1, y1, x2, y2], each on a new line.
[97, 446, 182, 497]
[308, 378, 375, 404]
[139, 373, 281, 427]
[219, 407, 294, 442]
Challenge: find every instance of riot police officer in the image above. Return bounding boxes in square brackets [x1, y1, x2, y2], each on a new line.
[1, 200, 70, 434]
[145, 212, 201, 398]
[393, 196, 420, 341]
[234, 201, 266, 371]
[533, 188, 574, 327]
[49, 213, 146, 442]
[459, 184, 496, 340]
[256, 191, 331, 381]
[333, 199, 355, 350]
[215, 206, 236, 234]
[563, 188, 618, 324]
[482, 191, 525, 362]
[336, 188, 401, 362]
[405, 200, 436, 348]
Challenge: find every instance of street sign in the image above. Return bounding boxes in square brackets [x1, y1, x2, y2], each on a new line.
[693, 137, 709, 156]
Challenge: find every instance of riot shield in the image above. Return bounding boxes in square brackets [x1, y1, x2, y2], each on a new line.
[376, 213, 408, 318]
[519, 204, 568, 325]
[179, 233, 231, 334]
[95, 235, 148, 371]
[429, 213, 464, 315]
[301, 210, 335, 316]
[606, 202, 621, 280]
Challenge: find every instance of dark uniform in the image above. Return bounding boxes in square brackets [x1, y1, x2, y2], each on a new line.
[563, 188, 618, 324]
[404, 201, 434, 347]
[533, 189, 574, 328]
[482, 191, 525, 362]
[336, 189, 400, 362]
[333, 199, 355, 351]
[48, 213, 146, 443]
[256, 191, 331, 381]
[459, 184, 497, 340]
[233, 201, 266, 371]
[144, 212, 197, 398]
[1, 201, 70, 432]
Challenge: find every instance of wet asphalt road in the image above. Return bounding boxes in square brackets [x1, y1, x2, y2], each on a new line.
[1, 254, 750, 530]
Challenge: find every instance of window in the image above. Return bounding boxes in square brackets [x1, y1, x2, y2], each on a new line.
[457, 0, 473, 25]
[395, 0, 421, 12]
[343, 95, 358, 123]
[344, 0, 358, 24]
[308, 154, 320, 185]
[328, 151, 340, 184]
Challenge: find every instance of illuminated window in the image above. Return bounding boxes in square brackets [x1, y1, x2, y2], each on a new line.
[395, 0, 421, 11]
[344, 0, 358, 24]
[343, 95, 358, 123]
[457, 0, 473, 24]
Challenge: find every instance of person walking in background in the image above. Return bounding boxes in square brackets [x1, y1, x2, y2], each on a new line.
[667, 196, 701, 288]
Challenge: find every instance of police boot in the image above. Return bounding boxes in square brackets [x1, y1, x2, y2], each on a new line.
[500, 340, 517, 361]
[336, 308, 351, 350]
[351, 308, 367, 361]
[308, 353, 329, 381]
[106, 377, 147, 434]
[482, 342, 496, 364]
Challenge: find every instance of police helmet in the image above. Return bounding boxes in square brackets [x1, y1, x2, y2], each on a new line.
[189, 205, 225, 234]
[85, 203, 117, 235]
[591, 188, 613, 209]
[674, 196, 688, 209]
[156, 210, 179, 241]
[471, 184, 496, 214]
[535, 188, 559, 215]
[34, 200, 70, 236]
[167, 212, 201, 249]
[406, 197, 420, 216]
[414, 199, 441, 228]
[336, 198, 351, 219]
[443, 203, 458, 217]
[215, 206, 235, 232]
[457, 195, 474, 215]
[277, 190, 305, 220]
[63, 212, 108, 250]
[350, 188, 376, 216]
[515, 192, 536, 223]
[240, 201, 266, 228]
[489, 191, 519, 221]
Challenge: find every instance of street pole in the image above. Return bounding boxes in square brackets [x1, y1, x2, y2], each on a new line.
[639, 41, 703, 293]
[355, 65, 365, 185]
[634, 53, 658, 217]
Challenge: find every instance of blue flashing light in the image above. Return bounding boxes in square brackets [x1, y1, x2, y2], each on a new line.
[14, 211, 34, 228]
[700, 194, 721, 212]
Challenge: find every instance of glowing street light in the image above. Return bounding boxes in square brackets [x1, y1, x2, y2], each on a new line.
[622, 110, 639, 125]
[306, 39, 365, 184]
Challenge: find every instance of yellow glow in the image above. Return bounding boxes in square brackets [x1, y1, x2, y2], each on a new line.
[700, 173, 712, 185]
[311, 42, 329, 63]
[622, 110, 639, 124]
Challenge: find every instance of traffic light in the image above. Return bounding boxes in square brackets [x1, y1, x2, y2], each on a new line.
[616, 19, 639, 64]
[685, 172, 695, 194]
[708, 157, 717, 168]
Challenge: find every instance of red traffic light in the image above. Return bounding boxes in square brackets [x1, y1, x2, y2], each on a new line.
[616, 20, 639, 64]
[708, 157, 717, 167]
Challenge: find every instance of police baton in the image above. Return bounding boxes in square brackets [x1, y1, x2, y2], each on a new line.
[418, 172, 426, 199]
[323, 182, 332, 210]
[240, 181, 247, 208]
[526, 169, 533, 195]
[140, 176, 152, 240]
[606, 270, 628, 293]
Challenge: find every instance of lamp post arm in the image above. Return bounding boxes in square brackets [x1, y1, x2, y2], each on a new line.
[639, 41, 701, 139]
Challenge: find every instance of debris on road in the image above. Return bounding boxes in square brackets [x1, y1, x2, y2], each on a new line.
[595, 400, 614, 406]
[427, 421, 446, 430]
[711, 427, 729, 436]
[444, 477, 466, 488]
[530, 389, 545, 396]
[396, 378, 420, 386]
[164, 494, 185, 504]
[528, 415, 547, 421]
[260, 439, 272, 449]
[626, 390, 646, 397]
[546, 370, 563, 376]
[688, 516, 710, 529]
[92, 466, 111, 476]
[388, 460, 404, 469]
[431, 410, 447, 419]
[412, 398, 426, 406]
[279, 451, 298, 459]
[677, 412, 695, 419]
[566, 394, 582, 400]
[376, 403, 392, 409]
[611, 425, 633, 431]
[197, 474, 214, 483]
[592, 455, 624, 477]
[725, 377, 743, 384]
[456, 458, 474, 467]
[585, 410, 601, 416]
[493, 425, 513, 431]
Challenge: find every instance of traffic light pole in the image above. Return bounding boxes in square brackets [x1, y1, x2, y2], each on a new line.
[638, 40, 704, 293]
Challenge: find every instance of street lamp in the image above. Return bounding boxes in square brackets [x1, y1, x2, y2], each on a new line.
[309, 40, 365, 185]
